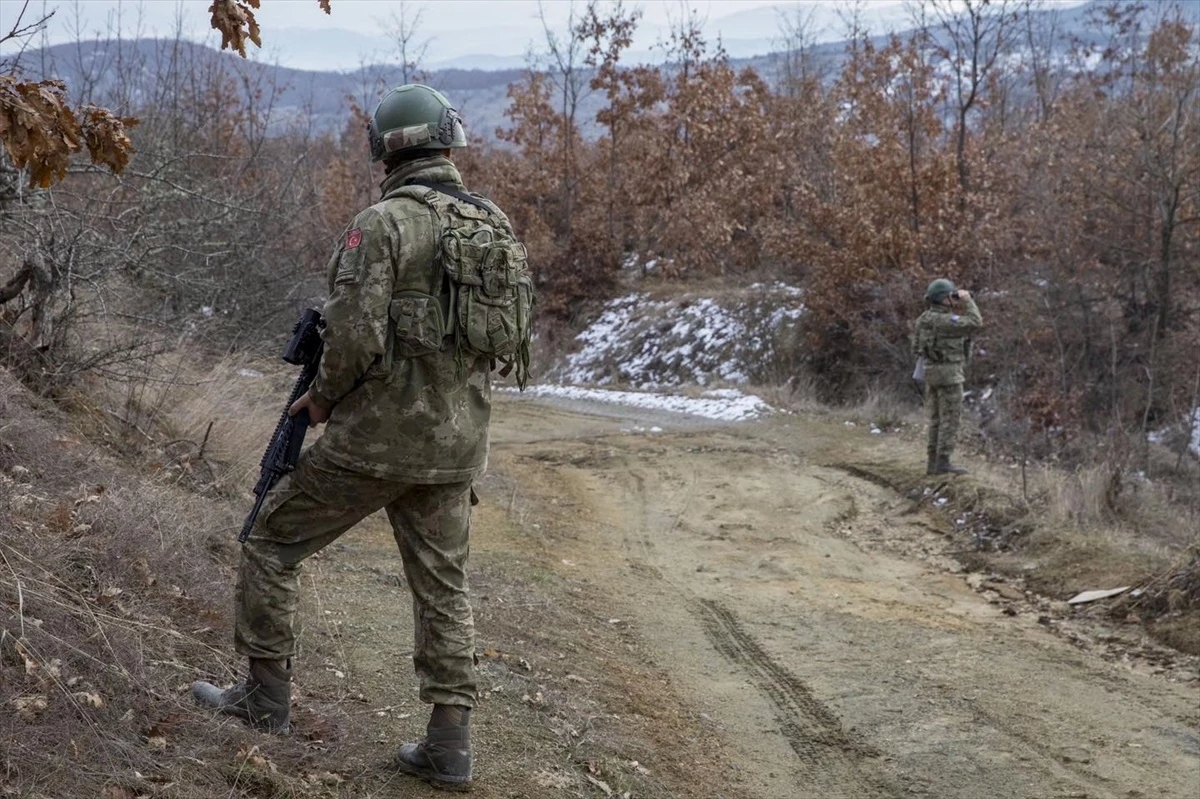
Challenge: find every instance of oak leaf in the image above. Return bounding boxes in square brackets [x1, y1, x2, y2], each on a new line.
[209, 0, 263, 58]
[79, 106, 138, 174]
[0, 76, 81, 187]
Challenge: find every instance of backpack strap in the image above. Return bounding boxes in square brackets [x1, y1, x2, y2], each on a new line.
[408, 180, 494, 214]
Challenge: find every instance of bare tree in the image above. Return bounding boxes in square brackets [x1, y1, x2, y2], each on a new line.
[1023, 0, 1065, 122]
[924, 0, 1023, 192]
[773, 2, 825, 94]
[535, 0, 590, 238]
[0, 0, 54, 72]
[379, 1, 430, 85]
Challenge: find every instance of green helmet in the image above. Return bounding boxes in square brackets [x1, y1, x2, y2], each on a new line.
[925, 278, 957, 303]
[367, 84, 467, 162]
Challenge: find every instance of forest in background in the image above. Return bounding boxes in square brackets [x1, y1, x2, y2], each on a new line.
[2, 0, 1198, 474]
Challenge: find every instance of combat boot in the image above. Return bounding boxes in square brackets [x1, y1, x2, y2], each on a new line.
[933, 457, 968, 475]
[926, 451, 938, 475]
[394, 704, 472, 791]
[192, 658, 291, 734]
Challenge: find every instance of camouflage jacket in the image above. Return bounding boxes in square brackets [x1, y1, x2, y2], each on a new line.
[912, 297, 982, 387]
[308, 156, 498, 483]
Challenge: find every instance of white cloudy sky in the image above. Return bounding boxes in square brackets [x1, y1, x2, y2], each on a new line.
[0, 0, 1087, 71]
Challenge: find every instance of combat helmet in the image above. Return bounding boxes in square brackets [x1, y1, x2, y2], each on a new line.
[367, 84, 467, 162]
[925, 278, 956, 303]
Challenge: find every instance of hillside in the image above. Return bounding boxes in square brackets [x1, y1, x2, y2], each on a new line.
[6, 0, 1136, 139]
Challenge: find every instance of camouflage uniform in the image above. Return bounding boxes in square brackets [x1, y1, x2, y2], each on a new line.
[236, 155, 504, 708]
[913, 296, 982, 470]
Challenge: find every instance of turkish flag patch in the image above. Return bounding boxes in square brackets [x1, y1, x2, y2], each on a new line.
[346, 228, 363, 249]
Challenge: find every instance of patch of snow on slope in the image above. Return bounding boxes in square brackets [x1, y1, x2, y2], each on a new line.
[1148, 408, 1200, 458]
[558, 287, 805, 388]
[518, 385, 770, 421]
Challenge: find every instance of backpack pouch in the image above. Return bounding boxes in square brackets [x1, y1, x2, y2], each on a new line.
[390, 291, 447, 358]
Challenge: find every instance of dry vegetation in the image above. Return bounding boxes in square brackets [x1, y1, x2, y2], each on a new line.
[0, 0, 1198, 795]
[0, 368, 248, 798]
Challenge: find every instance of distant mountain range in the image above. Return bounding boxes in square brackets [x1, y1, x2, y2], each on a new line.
[4, 0, 1187, 142]
[269, 1, 919, 72]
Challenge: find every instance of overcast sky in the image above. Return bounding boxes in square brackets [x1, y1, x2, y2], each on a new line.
[6, 0, 855, 36]
[1, 0, 1087, 71]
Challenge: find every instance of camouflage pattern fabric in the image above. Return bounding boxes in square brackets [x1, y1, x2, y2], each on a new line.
[925, 383, 964, 464]
[913, 297, 982, 387]
[913, 295, 981, 465]
[236, 440, 477, 707]
[309, 155, 494, 484]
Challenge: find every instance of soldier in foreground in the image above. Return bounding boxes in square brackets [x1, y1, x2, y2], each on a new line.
[193, 84, 533, 792]
[913, 279, 982, 475]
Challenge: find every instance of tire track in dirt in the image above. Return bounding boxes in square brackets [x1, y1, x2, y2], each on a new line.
[697, 598, 900, 799]
[492, 399, 1200, 798]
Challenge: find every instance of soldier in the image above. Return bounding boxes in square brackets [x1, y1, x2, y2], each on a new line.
[913, 278, 982, 475]
[193, 84, 532, 791]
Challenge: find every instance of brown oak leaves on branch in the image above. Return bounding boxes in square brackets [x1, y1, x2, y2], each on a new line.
[1, 0, 331, 188]
[209, 0, 262, 58]
[0, 76, 137, 187]
[209, 0, 332, 58]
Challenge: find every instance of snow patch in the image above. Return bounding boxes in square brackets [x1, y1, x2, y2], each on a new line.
[555, 288, 805, 389]
[1148, 408, 1200, 457]
[1192, 408, 1200, 457]
[515, 384, 771, 422]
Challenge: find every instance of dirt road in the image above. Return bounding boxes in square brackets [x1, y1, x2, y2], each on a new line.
[285, 396, 1199, 799]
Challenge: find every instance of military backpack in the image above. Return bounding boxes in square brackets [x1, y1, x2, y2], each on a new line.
[387, 181, 535, 389]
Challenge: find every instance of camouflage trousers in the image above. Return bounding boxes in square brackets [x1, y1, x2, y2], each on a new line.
[925, 382, 964, 464]
[235, 440, 477, 708]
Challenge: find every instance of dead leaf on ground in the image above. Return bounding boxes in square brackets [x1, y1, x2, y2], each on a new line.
[73, 691, 104, 708]
[12, 695, 48, 721]
[146, 712, 185, 739]
[235, 742, 276, 771]
[132, 559, 156, 587]
[97, 586, 124, 605]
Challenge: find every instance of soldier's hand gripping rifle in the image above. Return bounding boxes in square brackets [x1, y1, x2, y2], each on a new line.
[239, 308, 325, 543]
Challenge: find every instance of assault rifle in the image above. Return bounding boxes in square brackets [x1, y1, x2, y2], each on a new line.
[239, 308, 325, 543]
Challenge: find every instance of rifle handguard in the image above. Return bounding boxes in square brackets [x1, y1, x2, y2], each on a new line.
[238, 310, 324, 543]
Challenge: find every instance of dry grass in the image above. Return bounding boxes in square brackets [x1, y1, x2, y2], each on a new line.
[0, 364, 340, 798]
[70, 348, 294, 494]
[840, 384, 924, 432]
[1033, 463, 1195, 550]
[0, 367, 241, 797]
[156, 357, 292, 488]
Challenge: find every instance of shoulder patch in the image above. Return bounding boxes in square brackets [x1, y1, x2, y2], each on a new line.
[950, 315, 960, 324]
[346, 228, 363, 249]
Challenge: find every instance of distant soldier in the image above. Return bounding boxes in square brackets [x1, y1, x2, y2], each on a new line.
[193, 84, 533, 791]
[913, 279, 982, 475]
